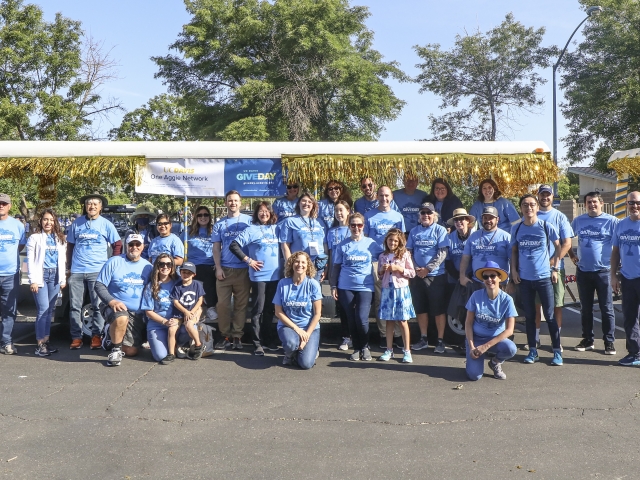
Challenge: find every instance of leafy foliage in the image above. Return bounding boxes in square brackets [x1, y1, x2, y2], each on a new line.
[415, 13, 557, 141]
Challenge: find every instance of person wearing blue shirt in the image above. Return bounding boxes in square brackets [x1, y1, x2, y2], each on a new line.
[364, 186, 405, 348]
[274, 252, 323, 370]
[459, 205, 512, 290]
[407, 202, 449, 354]
[464, 261, 518, 381]
[124, 205, 157, 260]
[95, 233, 153, 366]
[611, 191, 640, 366]
[148, 213, 185, 265]
[187, 206, 217, 322]
[0, 193, 26, 354]
[212, 190, 252, 351]
[279, 192, 328, 282]
[272, 182, 299, 224]
[569, 192, 618, 355]
[531, 184, 575, 351]
[444, 208, 475, 284]
[67, 194, 122, 351]
[330, 212, 383, 361]
[317, 180, 353, 233]
[354, 177, 398, 215]
[509, 194, 562, 366]
[230, 201, 281, 355]
[468, 179, 520, 233]
[393, 174, 427, 233]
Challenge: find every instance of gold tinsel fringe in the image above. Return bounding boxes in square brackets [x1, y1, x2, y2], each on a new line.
[609, 157, 640, 180]
[281, 153, 559, 197]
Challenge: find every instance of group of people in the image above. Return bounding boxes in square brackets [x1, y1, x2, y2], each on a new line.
[1, 173, 639, 380]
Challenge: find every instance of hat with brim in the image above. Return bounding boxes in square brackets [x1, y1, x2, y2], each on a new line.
[475, 260, 509, 283]
[130, 205, 157, 222]
[79, 193, 109, 207]
[446, 208, 476, 227]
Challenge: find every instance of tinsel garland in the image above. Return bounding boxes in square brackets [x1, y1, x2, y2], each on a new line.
[281, 153, 559, 197]
[609, 157, 640, 180]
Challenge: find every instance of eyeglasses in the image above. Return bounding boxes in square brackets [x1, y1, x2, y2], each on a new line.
[420, 210, 433, 215]
[360, 183, 373, 189]
[197, 213, 210, 218]
[628, 201, 640, 206]
[328, 186, 341, 191]
[286, 185, 299, 189]
[157, 222, 171, 227]
[158, 262, 172, 268]
[521, 203, 537, 209]
[128, 242, 142, 248]
[482, 274, 498, 280]
[350, 223, 364, 229]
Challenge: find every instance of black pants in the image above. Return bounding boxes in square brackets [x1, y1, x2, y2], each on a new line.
[335, 299, 350, 338]
[576, 268, 616, 343]
[620, 275, 640, 356]
[196, 264, 217, 308]
[250, 280, 278, 348]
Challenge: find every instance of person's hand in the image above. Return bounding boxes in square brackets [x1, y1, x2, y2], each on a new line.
[470, 343, 488, 360]
[248, 259, 264, 271]
[110, 300, 128, 312]
[30, 283, 38, 293]
[332, 287, 338, 301]
[511, 270, 521, 284]
[460, 276, 470, 287]
[299, 339, 308, 351]
[571, 256, 579, 266]
[165, 318, 179, 328]
[506, 282, 516, 295]
[416, 267, 429, 279]
[297, 327, 310, 343]
[551, 270, 558, 284]
[216, 269, 226, 281]
[611, 275, 620, 295]
[319, 271, 326, 282]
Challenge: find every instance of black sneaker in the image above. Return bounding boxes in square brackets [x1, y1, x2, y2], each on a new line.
[604, 342, 616, 355]
[190, 344, 204, 360]
[45, 341, 58, 354]
[160, 354, 175, 365]
[575, 339, 595, 352]
[35, 343, 51, 357]
[214, 337, 230, 350]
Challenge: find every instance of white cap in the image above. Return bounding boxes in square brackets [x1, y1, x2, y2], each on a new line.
[126, 233, 144, 244]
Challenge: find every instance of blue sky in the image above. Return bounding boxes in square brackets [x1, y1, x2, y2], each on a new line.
[36, 0, 597, 166]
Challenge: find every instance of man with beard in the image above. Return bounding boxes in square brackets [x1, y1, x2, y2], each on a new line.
[354, 177, 398, 215]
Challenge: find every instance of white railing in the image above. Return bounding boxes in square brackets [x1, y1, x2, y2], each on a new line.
[576, 203, 616, 217]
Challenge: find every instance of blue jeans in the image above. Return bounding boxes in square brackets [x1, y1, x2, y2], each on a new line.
[147, 325, 191, 362]
[278, 326, 320, 370]
[338, 289, 373, 351]
[576, 268, 615, 343]
[32, 268, 60, 341]
[68, 272, 104, 338]
[0, 273, 19, 347]
[465, 336, 517, 381]
[519, 277, 560, 350]
[620, 276, 640, 356]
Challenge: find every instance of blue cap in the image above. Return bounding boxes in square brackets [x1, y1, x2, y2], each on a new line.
[180, 262, 197, 274]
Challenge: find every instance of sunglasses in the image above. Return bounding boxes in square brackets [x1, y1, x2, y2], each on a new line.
[482, 274, 498, 280]
[628, 201, 640, 206]
[197, 213, 210, 218]
[158, 262, 172, 268]
[350, 223, 364, 228]
[128, 242, 142, 248]
[360, 183, 373, 189]
[420, 210, 434, 215]
[328, 186, 341, 191]
[157, 221, 171, 227]
[286, 185, 299, 189]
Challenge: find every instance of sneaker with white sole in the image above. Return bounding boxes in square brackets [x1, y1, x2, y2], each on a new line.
[604, 341, 616, 355]
[107, 348, 125, 366]
[379, 349, 394, 361]
[361, 347, 372, 361]
[550, 350, 563, 366]
[338, 337, 352, 351]
[402, 350, 413, 363]
[349, 350, 360, 361]
[176, 345, 189, 359]
[618, 354, 640, 366]
[488, 359, 507, 379]
[411, 337, 429, 351]
[434, 340, 446, 354]
[214, 337, 231, 350]
[575, 339, 595, 352]
[524, 348, 539, 364]
[232, 338, 243, 350]
[35, 343, 50, 357]
[1, 344, 17, 355]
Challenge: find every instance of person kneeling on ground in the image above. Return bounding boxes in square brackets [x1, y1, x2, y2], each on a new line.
[170, 261, 205, 360]
[95, 234, 152, 366]
[464, 261, 518, 381]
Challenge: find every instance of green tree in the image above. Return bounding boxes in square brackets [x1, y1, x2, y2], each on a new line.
[414, 13, 557, 141]
[152, 0, 407, 141]
[560, 1, 639, 170]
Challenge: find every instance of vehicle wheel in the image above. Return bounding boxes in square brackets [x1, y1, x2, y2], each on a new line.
[443, 314, 465, 346]
[81, 303, 94, 337]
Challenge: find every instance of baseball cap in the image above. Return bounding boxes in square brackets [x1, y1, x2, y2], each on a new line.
[0, 193, 11, 204]
[420, 202, 435, 212]
[180, 262, 197, 274]
[538, 184, 553, 195]
[481, 206, 499, 218]
[126, 233, 144, 244]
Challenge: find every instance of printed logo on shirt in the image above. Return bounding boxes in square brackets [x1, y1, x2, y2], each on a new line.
[285, 301, 307, 307]
[77, 228, 102, 246]
[517, 234, 545, 258]
[577, 225, 605, 247]
[0, 229, 17, 251]
[346, 254, 368, 262]
[414, 239, 437, 247]
[223, 231, 242, 239]
[157, 289, 172, 308]
[402, 207, 420, 213]
[179, 291, 197, 307]
[114, 273, 145, 299]
[258, 235, 279, 256]
[618, 229, 640, 255]
[476, 312, 501, 325]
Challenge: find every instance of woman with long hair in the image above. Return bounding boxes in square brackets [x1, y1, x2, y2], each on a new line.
[230, 201, 281, 355]
[187, 205, 217, 321]
[26, 209, 67, 356]
[424, 178, 463, 230]
[317, 180, 353, 231]
[148, 213, 184, 266]
[468, 179, 519, 232]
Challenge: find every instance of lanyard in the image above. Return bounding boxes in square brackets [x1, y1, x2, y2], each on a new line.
[224, 215, 241, 233]
[481, 228, 498, 246]
[300, 216, 316, 242]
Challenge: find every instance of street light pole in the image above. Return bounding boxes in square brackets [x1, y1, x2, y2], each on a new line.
[552, 5, 603, 197]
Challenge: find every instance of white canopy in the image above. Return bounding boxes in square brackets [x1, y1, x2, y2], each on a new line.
[608, 148, 640, 164]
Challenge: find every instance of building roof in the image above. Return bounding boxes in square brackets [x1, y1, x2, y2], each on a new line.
[567, 167, 617, 183]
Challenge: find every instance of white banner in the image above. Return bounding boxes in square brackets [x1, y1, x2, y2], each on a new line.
[136, 158, 225, 197]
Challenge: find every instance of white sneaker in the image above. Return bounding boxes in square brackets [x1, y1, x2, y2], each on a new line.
[338, 337, 352, 351]
[1, 344, 17, 355]
[205, 307, 218, 322]
[107, 348, 125, 366]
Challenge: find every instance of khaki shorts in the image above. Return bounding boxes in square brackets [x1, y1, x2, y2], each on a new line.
[535, 269, 565, 308]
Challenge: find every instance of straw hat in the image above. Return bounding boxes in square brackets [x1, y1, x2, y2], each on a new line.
[446, 208, 476, 227]
[130, 205, 157, 222]
[474, 261, 509, 283]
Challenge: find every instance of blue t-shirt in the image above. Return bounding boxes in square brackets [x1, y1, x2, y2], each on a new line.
[273, 277, 323, 331]
[327, 226, 349, 255]
[272, 197, 298, 224]
[612, 217, 640, 280]
[537, 209, 574, 270]
[170, 280, 205, 318]
[465, 289, 518, 337]
[464, 228, 512, 282]
[447, 230, 470, 281]
[334, 237, 383, 292]
[392, 189, 427, 232]
[212, 214, 252, 268]
[68, 215, 120, 274]
[510, 220, 559, 281]
[469, 197, 520, 233]
[43, 234, 59, 270]
[148, 234, 185, 264]
[187, 227, 214, 266]
[407, 223, 449, 275]
[364, 209, 405, 249]
[234, 224, 280, 282]
[96, 255, 152, 312]
[571, 213, 618, 272]
[0, 217, 26, 276]
[279, 215, 326, 260]
[141, 277, 179, 328]
[317, 199, 338, 232]
[354, 197, 399, 215]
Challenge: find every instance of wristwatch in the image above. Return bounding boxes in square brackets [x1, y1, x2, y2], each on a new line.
[550, 266, 559, 272]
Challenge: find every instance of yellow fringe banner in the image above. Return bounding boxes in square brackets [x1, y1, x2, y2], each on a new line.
[609, 157, 640, 180]
[281, 152, 559, 197]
